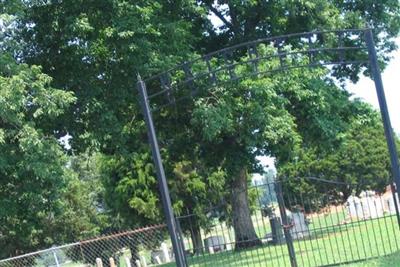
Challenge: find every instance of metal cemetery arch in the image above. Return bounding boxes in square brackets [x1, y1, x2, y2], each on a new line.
[137, 29, 400, 267]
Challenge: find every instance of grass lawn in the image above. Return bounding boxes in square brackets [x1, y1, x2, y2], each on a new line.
[160, 212, 400, 267]
[348, 251, 400, 266]
[44, 211, 400, 267]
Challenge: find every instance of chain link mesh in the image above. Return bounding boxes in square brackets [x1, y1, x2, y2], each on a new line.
[0, 224, 175, 267]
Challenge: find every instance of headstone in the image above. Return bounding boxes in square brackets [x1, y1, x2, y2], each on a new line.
[288, 211, 310, 239]
[151, 243, 173, 264]
[124, 257, 132, 267]
[151, 250, 165, 264]
[371, 197, 384, 218]
[384, 192, 400, 214]
[135, 260, 141, 267]
[109, 257, 116, 267]
[95, 258, 103, 267]
[161, 243, 171, 262]
[139, 255, 147, 267]
[154, 256, 162, 264]
[269, 216, 284, 244]
[204, 236, 226, 253]
[346, 195, 363, 219]
[359, 190, 384, 219]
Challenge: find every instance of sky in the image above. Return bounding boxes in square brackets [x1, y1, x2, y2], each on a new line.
[347, 38, 400, 135]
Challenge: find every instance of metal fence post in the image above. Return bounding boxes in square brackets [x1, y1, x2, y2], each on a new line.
[276, 181, 298, 267]
[52, 248, 60, 267]
[365, 29, 400, 227]
[137, 75, 188, 267]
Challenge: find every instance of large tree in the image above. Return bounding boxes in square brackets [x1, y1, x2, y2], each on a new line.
[14, 0, 400, 251]
[21, 0, 197, 151]
[184, 47, 357, 247]
[19, 0, 199, 230]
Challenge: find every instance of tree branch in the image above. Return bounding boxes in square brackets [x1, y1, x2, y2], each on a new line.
[227, 1, 241, 36]
[208, 4, 234, 30]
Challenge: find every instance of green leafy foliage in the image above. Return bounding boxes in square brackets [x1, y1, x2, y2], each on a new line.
[1, 0, 400, 257]
[280, 103, 400, 207]
[199, 0, 400, 55]
[0, 52, 78, 256]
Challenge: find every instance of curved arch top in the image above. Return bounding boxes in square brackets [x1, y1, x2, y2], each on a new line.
[144, 28, 370, 111]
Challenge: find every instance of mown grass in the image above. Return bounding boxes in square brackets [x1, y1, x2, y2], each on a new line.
[348, 251, 400, 266]
[160, 212, 400, 267]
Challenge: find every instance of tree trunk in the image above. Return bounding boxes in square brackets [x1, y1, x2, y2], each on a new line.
[190, 224, 203, 255]
[231, 167, 262, 249]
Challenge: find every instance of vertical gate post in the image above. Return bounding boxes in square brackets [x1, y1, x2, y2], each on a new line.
[276, 181, 298, 267]
[137, 75, 187, 267]
[365, 29, 400, 226]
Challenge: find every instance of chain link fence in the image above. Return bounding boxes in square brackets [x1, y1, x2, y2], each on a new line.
[2, 179, 400, 267]
[0, 224, 175, 267]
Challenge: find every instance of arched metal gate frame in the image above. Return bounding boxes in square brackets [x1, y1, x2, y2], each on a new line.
[137, 28, 400, 267]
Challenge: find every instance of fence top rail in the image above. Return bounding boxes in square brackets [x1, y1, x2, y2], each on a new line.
[0, 223, 167, 263]
[0, 242, 80, 263]
[79, 223, 166, 244]
[144, 28, 370, 84]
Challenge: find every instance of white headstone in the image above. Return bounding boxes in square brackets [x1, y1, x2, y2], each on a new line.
[109, 257, 116, 267]
[96, 258, 103, 267]
[371, 197, 384, 218]
[124, 257, 132, 267]
[204, 236, 226, 253]
[135, 259, 141, 267]
[360, 191, 382, 218]
[151, 250, 166, 263]
[139, 255, 147, 267]
[346, 195, 362, 219]
[154, 256, 162, 264]
[361, 196, 372, 218]
[161, 243, 171, 262]
[385, 193, 400, 214]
